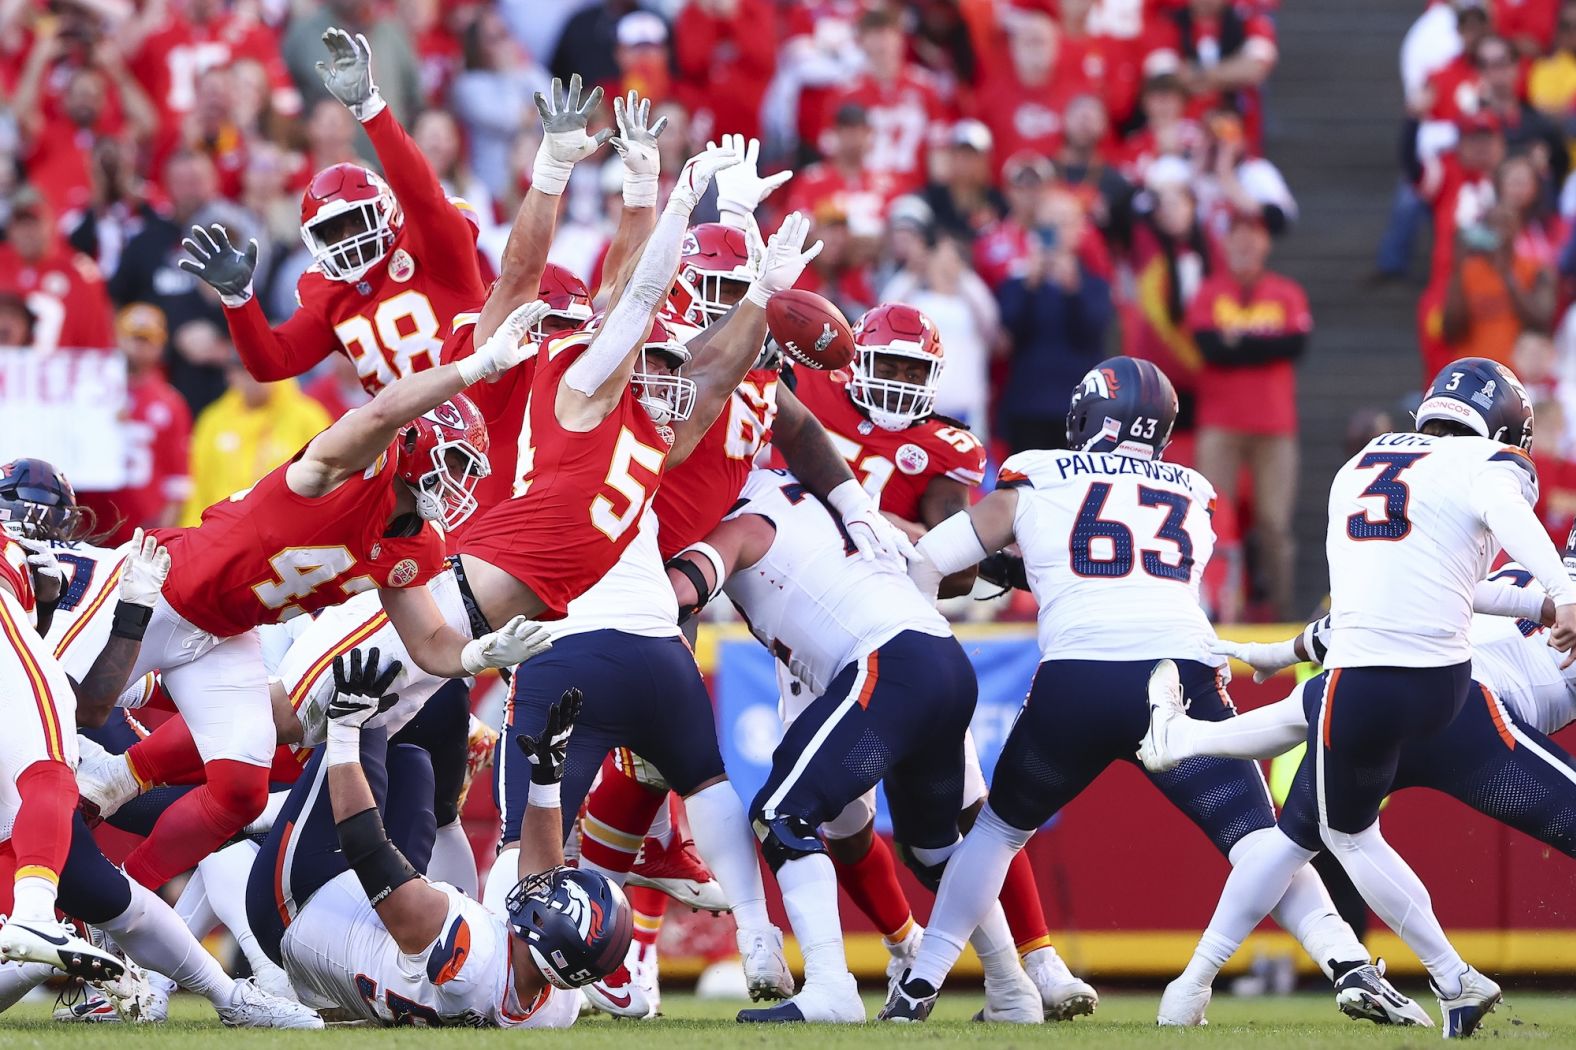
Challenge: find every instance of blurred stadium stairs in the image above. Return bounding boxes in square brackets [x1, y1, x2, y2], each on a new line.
[1271, 0, 1424, 610]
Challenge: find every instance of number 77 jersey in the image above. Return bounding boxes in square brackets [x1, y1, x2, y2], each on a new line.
[998, 448, 1219, 663]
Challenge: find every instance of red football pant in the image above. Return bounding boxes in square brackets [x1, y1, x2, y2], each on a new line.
[580, 754, 664, 875]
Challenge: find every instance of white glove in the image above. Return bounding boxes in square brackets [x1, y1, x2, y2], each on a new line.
[457, 301, 551, 385]
[531, 74, 612, 196]
[461, 615, 554, 674]
[118, 528, 170, 608]
[610, 91, 668, 208]
[712, 133, 793, 225]
[666, 141, 742, 215]
[827, 479, 918, 569]
[1210, 636, 1301, 684]
[18, 537, 62, 606]
[744, 211, 824, 308]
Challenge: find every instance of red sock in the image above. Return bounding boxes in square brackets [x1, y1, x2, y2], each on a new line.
[11, 760, 76, 888]
[580, 755, 663, 876]
[627, 884, 668, 949]
[125, 716, 206, 786]
[829, 835, 914, 942]
[123, 759, 269, 889]
[1000, 848, 1052, 954]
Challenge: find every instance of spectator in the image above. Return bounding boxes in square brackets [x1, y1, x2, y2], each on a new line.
[772, 0, 866, 158]
[1187, 214, 1311, 620]
[1147, 0, 1278, 150]
[1054, 0, 1145, 126]
[1121, 73, 1208, 185]
[65, 136, 153, 280]
[151, 64, 251, 201]
[1473, 33, 1568, 190]
[794, 201, 876, 321]
[1126, 171, 1215, 412]
[1441, 202, 1556, 369]
[995, 188, 1113, 453]
[873, 195, 935, 294]
[126, 0, 298, 126]
[974, 152, 1054, 291]
[1192, 106, 1298, 238]
[828, 7, 949, 195]
[181, 337, 332, 524]
[1055, 94, 1136, 249]
[413, 109, 497, 242]
[1418, 0, 1493, 123]
[784, 102, 899, 239]
[1529, 2, 1576, 157]
[673, 0, 776, 140]
[971, 9, 1082, 176]
[79, 303, 191, 543]
[549, 0, 645, 88]
[450, 9, 551, 202]
[302, 97, 362, 177]
[399, 0, 463, 108]
[0, 186, 115, 351]
[281, 0, 423, 141]
[0, 293, 36, 349]
[607, 12, 674, 113]
[923, 120, 1006, 239]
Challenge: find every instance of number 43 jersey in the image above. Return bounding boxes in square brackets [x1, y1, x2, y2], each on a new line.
[1324, 432, 1538, 670]
[999, 449, 1219, 664]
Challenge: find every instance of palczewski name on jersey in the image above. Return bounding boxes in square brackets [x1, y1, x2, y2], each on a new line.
[1024, 453, 1202, 486]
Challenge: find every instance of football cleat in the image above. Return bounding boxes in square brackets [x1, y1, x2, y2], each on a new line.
[94, 949, 158, 1022]
[142, 971, 176, 1023]
[582, 963, 654, 1020]
[626, 834, 730, 913]
[878, 969, 938, 1023]
[74, 736, 142, 822]
[1024, 945, 1098, 1020]
[0, 919, 125, 981]
[53, 993, 120, 1023]
[884, 924, 924, 988]
[1157, 976, 1212, 1026]
[737, 972, 863, 1024]
[738, 926, 794, 1001]
[1137, 659, 1187, 773]
[216, 977, 324, 1029]
[1434, 966, 1500, 1038]
[1335, 959, 1433, 1027]
[250, 957, 299, 1003]
[975, 961, 1044, 1023]
[628, 941, 661, 1018]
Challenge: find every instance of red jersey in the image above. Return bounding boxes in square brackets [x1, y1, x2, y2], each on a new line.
[778, 368, 985, 523]
[1419, 152, 1496, 286]
[222, 108, 488, 394]
[1185, 270, 1311, 435]
[970, 68, 1088, 176]
[655, 369, 780, 558]
[783, 162, 901, 235]
[457, 333, 675, 619]
[0, 246, 114, 351]
[437, 310, 535, 541]
[828, 70, 949, 194]
[80, 372, 192, 545]
[130, 11, 292, 125]
[153, 444, 445, 637]
[672, 0, 778, 140]
[0, 534, 36, 620]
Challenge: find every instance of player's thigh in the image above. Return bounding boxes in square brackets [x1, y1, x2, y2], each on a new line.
[391, 678, 471, 823]
[0, 625, 77, 776]
[383, 743, 438, 874]
[55, 813, 133, 926]
[821, 790, 878, 841]
[161, 629, 274, 766]
[1274, 748, 1324, 852]
[887, 734, 969, 852]
[627, 635, 725, 797]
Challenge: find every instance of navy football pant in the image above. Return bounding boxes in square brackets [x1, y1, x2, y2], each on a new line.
[391, 678, 471, 826]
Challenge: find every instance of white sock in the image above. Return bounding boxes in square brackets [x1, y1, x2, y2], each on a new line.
[1180, 828, 1319, 989]
[11, 876, 58, 922]
[1322, 822, 1465, 996]
[908, 804, 1030, 991]
[684, 782, 769, 933]
[195, 842, 276, 978]
[427, 820, 479, 896]
[482, 847, 520, 919]
[776, 854, 848, 984]
[101, 881, 236, 1006]
[648, 796, 672, 847]
[1174, 693, 1308, 762]
[0, 961, 54, 1011]
[969, 903, 1023, 984]
[242, 791, 289, 837]
[1275, 865, 1368, 982]
[173, 865, 218, 938]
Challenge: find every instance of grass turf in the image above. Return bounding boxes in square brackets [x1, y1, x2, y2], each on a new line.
[1, 990, 1573, 1046]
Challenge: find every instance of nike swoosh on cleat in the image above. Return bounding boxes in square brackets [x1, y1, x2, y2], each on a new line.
[600, 991, 633, 1009]
[13, 924, 72, 946]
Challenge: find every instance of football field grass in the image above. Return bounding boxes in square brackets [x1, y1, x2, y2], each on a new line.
[3, 990, 1575, 1047]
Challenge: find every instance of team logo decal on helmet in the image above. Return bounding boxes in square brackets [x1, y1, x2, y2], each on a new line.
[394, 395, 490, 531]
[506, 867, 633, 990]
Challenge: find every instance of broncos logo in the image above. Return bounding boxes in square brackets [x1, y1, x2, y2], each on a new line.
[552, 878, 606, 944]
[1077, 366, 1121, 401]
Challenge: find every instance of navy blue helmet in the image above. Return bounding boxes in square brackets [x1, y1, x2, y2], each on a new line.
[1416, 357, 1534, 450]
[506, 866, 632, 990]
[1066, 357, 1179, 459]
[0, 458, 87, 541]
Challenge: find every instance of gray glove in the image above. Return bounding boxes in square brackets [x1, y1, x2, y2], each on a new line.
[178, 224, 258, 303]
[531, 74, 612, 195]
[316, 27, 383, 121]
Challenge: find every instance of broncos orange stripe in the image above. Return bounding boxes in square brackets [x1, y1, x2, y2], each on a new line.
[856, 649, 881, 709]
[274, 819, 295, 927]
[0, 597, 65, 761]
[1320, 668, 1342, 750]
[1482, 685, 1516, 750]
[53, 560, 126, 659]
[288, 612, 389, 712]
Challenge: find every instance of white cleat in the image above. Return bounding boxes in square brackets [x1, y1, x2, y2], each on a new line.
[737, 926, 795, 1001]
[977, 961, 1044, 1023]
[97, 954, 158, 1021]
[1137, 659, 1187, 773]
[216, 977, 324, 1029]
[884, 924, 923, 989]
[0, 919, 124, 981]
[251, 957, 298, 1003]
[1335, 958, 1433, 1027]
[1157, 976, 1212, 1026]
[74, 736, 142, 821]
[583, 962, 654, 1019]
[737, 971, 864, 1023]
[142, 972, 175, 1023]
[53, 993, 120, 1023]
[628, 941, 661, 1017]
[1024, 945, 1098, 1020]
[1435, 966, 1500, 1038]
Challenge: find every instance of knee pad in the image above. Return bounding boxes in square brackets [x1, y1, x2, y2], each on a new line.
[893, 841, 949, 892]
[204, 760, 271, 822]
[753, 814, 826, 872]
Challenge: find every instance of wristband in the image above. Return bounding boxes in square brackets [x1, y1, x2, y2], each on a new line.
[531, 146, 574, 197]
[455, 352, 491, 387]
[218, 283, 255, 308]
[110, 601, 153, 641]
[325, 721, 361, 767]
[528, 781, 562, 809]
[744, 280, 773, 309]
[623, 172, 658, 209]
[351, 91, 387, 124]
[460, 638, 490, 676]
[826, 478, 871, 519]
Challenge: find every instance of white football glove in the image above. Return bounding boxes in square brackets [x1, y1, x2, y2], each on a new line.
[745, 211, 824, 308]
[461, 615, 554, 674]
[666, 141, 742, 215]
[827, 479, 918, 569]
[712, 133, 793, 225]
[610, 91, 668, 208]
[457, 301, 551, 385]
[118, 528, 170, 608]
[18, 537, 62, 606]
[532, 74, 612, 196]
[1210, 636, 1301, 684]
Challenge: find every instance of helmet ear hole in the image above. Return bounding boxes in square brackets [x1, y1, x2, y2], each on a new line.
[401, 424, 420, 454]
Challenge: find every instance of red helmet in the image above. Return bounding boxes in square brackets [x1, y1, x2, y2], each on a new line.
[632, 317, 696, 424]
[534, 263, 593, 341]
[300, 164, 401, 282]
[849, 303, 945, 430]
[394, 395, 490, 530]
[674, 223, 758, 326]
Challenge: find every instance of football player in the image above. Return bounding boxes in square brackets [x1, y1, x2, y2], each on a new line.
[246, 657, 629, 1028]
[878, 357, 1382, 1023]
[1139, 358, 1576, 1036]
[179, 29, 495, 394]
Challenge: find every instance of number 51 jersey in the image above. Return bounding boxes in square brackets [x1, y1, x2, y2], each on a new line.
[1324, 432, 1537, 670]
[999, 449, 1218, 664]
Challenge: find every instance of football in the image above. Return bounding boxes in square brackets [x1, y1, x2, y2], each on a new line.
[765, 290, 856, 371]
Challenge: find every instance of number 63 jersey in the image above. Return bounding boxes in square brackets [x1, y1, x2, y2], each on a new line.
[1324, 432, 1538, 670]
[998, 449, 1219, 664]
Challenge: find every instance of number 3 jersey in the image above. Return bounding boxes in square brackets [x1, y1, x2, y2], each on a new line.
[999, 450, 1219, 664]
[1324, 433, 1540, 670]
[152, 446, 447, 638]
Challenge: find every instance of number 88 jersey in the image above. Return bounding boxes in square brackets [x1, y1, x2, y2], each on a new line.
[999, 449, 1218, 664]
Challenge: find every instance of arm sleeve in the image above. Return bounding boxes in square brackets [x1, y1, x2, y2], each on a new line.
[1476, 461, 1576, 605]
[1473, 577, 1549, 620]
[222, 297, 337, 382]
[361, 107, 479, 280]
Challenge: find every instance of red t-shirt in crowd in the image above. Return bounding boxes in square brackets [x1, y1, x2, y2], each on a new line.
[828, 68, 950, 195]
[969, 65, 1088, 177]
[0, 245, 115, 351]
[1186, 269, 1311, 435]
[673, 0, 778, 140]
[80, 371, 192, 543]
[783, 161, 901, 234]
[130, 11, 293, 125]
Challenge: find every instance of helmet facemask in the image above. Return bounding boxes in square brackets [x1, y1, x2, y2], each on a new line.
[633, 343, 697, 425]
[850, 344, 943, 430]
[676, 264, 753, 326]
[408, 440, 490, 531]
[302, 195, 396, 282]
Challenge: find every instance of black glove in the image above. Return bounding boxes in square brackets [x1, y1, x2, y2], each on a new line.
[516, 687, 582, 785]
[977, 551, 1031, 597]
[177, 224, 258, 299]
[328, 647, 403, 727]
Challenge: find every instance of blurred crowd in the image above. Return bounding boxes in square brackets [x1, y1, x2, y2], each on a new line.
[0, 0, 1311, 619]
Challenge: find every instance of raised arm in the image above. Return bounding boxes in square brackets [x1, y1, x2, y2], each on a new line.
[70, 532, 168, 727]
[595, 92, 667, 304]
[513, 688, 582, 878]
[909, 487, 1020, 600]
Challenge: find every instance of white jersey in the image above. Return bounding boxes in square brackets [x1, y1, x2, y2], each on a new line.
[1469, 564, 1576, 736]
[722, 469, 949, 694]
[999, 450, 1219, 663]
[281, 871, 577, 1029]
[1324, 433, 1538, 669]
[550, 506, 679, 641]
[37, 539, 129, 682]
